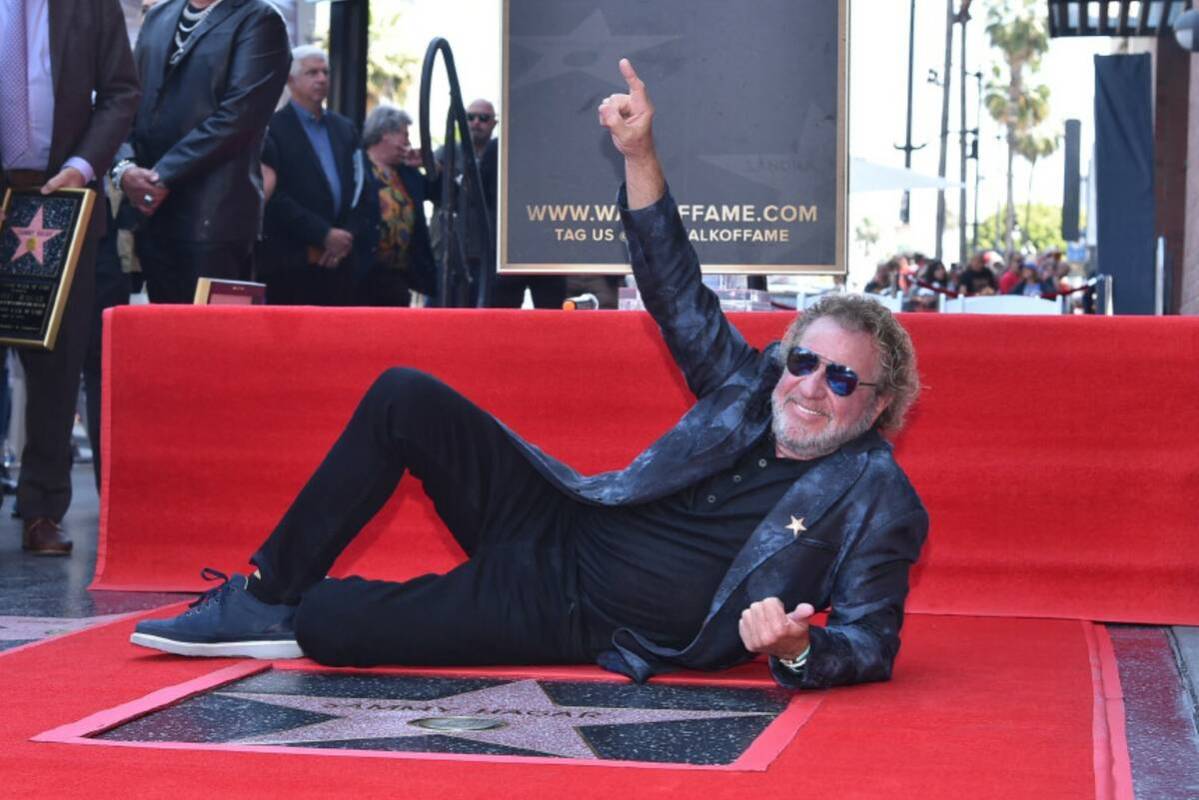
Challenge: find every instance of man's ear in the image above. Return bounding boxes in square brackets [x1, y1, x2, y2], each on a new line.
[871, 393, 893, 426]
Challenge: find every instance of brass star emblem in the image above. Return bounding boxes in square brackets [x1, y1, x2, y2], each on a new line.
[786, 515, 807, 536]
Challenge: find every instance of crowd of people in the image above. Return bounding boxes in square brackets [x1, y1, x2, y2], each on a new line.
[862, 249, 1080, 312]
[2, 0, 534, 555]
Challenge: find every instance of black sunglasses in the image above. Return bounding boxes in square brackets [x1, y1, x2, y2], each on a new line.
[785, 346, 878, 397]
[466, 113, 494, 122]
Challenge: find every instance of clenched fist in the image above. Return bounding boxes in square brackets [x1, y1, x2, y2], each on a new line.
[738, 598, 815, 661]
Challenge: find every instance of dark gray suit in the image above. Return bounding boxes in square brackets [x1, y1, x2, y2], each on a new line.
[118, 0, 290, 301]
[2, 0, 139, 525]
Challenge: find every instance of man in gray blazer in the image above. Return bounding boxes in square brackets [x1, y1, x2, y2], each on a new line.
[1, 0, 140, 555]
[131, 60, 928, 691]
[113, 0, 290, 303]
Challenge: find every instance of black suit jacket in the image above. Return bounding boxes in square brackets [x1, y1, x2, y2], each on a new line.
[117, 0, 290, 243]
[0, 0, 140, 239]
[500, 187, 928, 690]
[260, 103, 358, 276]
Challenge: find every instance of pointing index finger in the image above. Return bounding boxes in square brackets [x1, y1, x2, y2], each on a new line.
[619, 58, 644, 95]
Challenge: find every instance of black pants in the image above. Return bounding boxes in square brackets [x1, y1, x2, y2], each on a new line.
[135, 231, 253, 304]
[252, 368, 602, 667]
[263, 263, 350, 307]
[16, 228, 96, 521]
[350, 267, 411, 307]
[82, 226, 131, 493]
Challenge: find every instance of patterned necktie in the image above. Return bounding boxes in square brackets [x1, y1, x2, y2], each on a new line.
[0, 0, 31, 166]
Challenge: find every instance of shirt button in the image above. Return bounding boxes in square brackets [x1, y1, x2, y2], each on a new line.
[707, 494, 717, 504]
[732, 474, 743, 483]
[758, 458, 768, 468]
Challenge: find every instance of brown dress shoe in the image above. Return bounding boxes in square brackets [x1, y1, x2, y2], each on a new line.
[22, 517, 73, 556]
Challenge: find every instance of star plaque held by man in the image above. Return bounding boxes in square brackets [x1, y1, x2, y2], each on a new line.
[0, 187, 95, 349]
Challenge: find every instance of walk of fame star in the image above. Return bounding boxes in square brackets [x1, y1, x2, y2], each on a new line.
[509, 10, 679, 89]
[220, 678, 773, 759]
[8, 207, 63, 266]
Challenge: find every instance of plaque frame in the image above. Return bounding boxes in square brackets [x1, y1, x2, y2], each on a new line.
[498, 0, 849, 276]
[0, 187, 95, 350]
[193, 277, 267, 306]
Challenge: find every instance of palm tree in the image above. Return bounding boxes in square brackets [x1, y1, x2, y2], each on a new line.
[1015, 132, 1060, 249]
[984, 0, 1052, 255]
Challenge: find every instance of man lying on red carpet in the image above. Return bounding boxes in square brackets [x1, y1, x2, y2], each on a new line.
[131, 59, 928, 691]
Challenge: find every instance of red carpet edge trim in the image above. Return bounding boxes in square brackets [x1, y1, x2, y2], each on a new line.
[1085, 621, 1135, 800]
[94, 309, 116, 591]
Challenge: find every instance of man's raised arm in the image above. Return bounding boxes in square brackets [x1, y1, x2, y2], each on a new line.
[597, 59, 664, 210]
[597, 60, 757, 400]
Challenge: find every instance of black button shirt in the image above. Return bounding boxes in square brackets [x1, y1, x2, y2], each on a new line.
[574, 433, 820, 649]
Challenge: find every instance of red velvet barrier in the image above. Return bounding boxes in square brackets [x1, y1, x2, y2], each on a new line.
[97, 306, 1199, 625]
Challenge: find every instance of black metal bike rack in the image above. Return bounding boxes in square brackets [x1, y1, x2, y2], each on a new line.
[418, 38, 493, 308]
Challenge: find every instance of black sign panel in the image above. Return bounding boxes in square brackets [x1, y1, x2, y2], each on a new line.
[501, 0, 847, 275]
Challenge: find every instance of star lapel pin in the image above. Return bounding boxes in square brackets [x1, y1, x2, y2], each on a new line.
[786, 515, 807, 537]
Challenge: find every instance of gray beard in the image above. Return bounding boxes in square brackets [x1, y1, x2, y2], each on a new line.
[771, 396, 879, 460]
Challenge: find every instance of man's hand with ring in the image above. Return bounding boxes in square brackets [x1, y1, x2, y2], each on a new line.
[319, 227, 354, 268]
[120, 166, 170, 216]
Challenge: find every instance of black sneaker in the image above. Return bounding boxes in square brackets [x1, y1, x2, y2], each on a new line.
[131, 568, 302, 659]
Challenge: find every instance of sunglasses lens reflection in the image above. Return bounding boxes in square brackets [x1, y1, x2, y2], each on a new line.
[785, 348, 859, 397]
[824, 367, 858, 397]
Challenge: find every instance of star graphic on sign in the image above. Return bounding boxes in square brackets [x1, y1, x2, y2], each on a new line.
[509, 10, 680, 90]
[220, 678, 772, 759]
[8, 207, 63, 266]
[698, 104, 836, 198]
[786, 516, 807, 537]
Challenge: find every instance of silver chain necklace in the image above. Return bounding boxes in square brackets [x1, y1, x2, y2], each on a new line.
[171, 0, 224, 64]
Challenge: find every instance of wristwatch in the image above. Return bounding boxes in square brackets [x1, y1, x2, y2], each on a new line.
[110, 158, 136, 189]
[778, 645, 811, 673]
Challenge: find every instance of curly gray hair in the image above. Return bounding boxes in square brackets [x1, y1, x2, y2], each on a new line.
[361, 106, 414, 149]
[779, 294, 920, 433]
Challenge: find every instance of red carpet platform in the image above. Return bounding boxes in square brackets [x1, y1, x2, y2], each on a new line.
[13, 305, 1185, 798]
[96, 308, 1199, 626]
[3, 611, 1123, 799]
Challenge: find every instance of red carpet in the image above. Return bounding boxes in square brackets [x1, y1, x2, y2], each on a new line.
[97, 308, 1199, 625]
[2, 611, 1123, 799]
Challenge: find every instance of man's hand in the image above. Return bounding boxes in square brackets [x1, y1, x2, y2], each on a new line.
[41, 167, 86, 194]
[598, 58, 654, 160]
[320, 227, 353, 268]
[739, 598, 815, 661]
[598, 58, 664, 209]
[120, 166, 170, 216]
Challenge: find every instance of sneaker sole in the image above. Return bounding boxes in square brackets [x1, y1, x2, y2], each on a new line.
[130, 632, 303, 660]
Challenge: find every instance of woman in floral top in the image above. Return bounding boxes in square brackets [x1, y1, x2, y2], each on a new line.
[352, 106, 440, 306]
